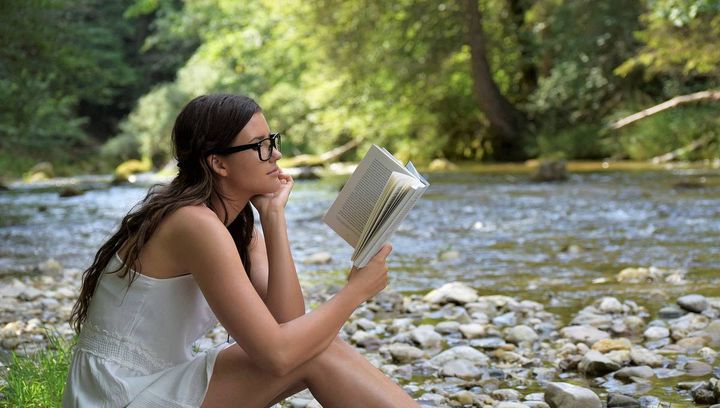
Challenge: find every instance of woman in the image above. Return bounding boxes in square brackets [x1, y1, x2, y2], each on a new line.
[63, 94, 419, 407]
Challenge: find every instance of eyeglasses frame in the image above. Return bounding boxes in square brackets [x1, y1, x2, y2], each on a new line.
[207, 133, 281, 161]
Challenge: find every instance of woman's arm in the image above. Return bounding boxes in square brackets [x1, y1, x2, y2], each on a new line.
[259, 210, 305, 322]
[247, 221, 305, 323]
[171, 206, 390, 376]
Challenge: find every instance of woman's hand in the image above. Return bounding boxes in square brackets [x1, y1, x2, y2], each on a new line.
[346, 243, 392, 303]
[251, 170, 294, 217]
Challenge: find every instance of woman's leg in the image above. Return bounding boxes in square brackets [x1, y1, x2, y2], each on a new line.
[201, 337, 418, 408]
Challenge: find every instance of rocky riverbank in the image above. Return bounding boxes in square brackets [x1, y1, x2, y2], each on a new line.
[1, 262, 719, 407]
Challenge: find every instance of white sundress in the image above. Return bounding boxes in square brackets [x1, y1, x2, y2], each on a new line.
[63, 254, 232, 407]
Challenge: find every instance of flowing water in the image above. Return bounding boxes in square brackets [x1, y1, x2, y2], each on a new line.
[1, 166, 719, 319]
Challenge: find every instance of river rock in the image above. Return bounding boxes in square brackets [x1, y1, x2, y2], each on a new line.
[411, 326, 443, 349]
[685, 361, 713, 376]
[658, 305, 685, 319]
[471, 337, 507, 349]
[435, 321, 460, 334]
[451, 390, 476, 405]
[459, 323, 485, 339]
[605, 349, 632, 366]
[614, 366, 655, 383]
[607, 393, 641, 407]
[701, 320, 720, 346]
[440, 359, 482, 379]
[544, 382, 601, 408]
[26, 162, 54, 181]
[496, 402, 530, 408]
[18, 287, 43, 301]
[598, 297, 624, 314]
[492, 388, 522, 401]
[579, 350, 621, 377]
[303, 252, 332, 264]
[560, 325, 610, 345]
[387, 343, 424, 363]
[644, 326, 670, 340]
[692, 387, 716, 405]
[531, 160, 568, 182]
[506, 325, 538, 344]
[678, 294, 708, 313]
[629, 346, 663, 367]
[592, 338, 631, 353]
[423, 282, 478, 305]
[351, 330, 381, 349]
[493, 311, 517, 327]
[430, 345, 489, 366]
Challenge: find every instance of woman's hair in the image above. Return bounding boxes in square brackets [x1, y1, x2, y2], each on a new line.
[70, 94, 261, 333]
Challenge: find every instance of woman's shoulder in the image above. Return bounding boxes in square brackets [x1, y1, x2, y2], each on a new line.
[164, 205, 227, 236]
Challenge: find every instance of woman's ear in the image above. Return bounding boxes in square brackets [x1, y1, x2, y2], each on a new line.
[206, 154, 229, 177]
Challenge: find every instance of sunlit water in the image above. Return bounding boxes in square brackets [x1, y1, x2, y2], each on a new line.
[1, 168, 719, 320]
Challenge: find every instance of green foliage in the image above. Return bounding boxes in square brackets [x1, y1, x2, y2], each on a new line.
[617, 0, 720, 77]
[0, 334, 74, 408]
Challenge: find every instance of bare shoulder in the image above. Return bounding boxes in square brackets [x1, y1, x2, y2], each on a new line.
[161, 205, 232, 246]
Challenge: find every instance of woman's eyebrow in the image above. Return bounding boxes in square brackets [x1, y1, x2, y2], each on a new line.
[249, 135, 267, 142]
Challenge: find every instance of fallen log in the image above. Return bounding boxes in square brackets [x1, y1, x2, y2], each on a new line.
[282, 138, 362, 167]
[611, 90, 720, 130]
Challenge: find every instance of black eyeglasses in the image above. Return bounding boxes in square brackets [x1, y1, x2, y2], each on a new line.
[207, 133, 281, 161]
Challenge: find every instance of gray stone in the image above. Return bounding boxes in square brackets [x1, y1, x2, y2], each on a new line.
[643, 326, 669, 340]
[471, 337, 507, 349]
[607, 393, 641, 407]
[702, 320, 720, 347]
[531, 160, 568, 182]
[459, 323, 485, 339]
[411, 326, 443, 349]
[630, 346, 663, 367]
[544, 382, 601, 408]
[506, 325, 539, 344]
[423, 282, 478, 305]
[658, 305, 685, 319]
[492, 388, 522, 401]
[493, 312, 517, 327]
[387, 343, 424, 363]
[614, 366, 655, 383]
[440, 359, 481, 379]
[685, 361, 713, 376]
[578, 350, 621, 377]
[434, 321, 460, 334]
[598, 297, 624, 314]
[496, 403, 530, 408]
[525, 403, 550, 408]
[18, 287, 43, 301]
[430, 345, 489, 366]
[678, 294, 708, 313]
[560, 325, 610, 345]
[303, 252, 332, 265]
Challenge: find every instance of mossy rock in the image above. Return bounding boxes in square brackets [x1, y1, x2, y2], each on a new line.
[24, 162, 54, 182]
[113, 160, 150, 183]
[428, 158, 457, 171]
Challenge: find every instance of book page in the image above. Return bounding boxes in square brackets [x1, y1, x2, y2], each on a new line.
[353, 179, 427, 267]
[353, 172, 413, 257]
[322, 145, 408, 246]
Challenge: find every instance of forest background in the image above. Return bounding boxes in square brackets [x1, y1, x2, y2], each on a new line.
[1, 0, 719, 178]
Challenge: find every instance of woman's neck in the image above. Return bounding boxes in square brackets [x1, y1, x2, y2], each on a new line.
[208, 194, 250, 226]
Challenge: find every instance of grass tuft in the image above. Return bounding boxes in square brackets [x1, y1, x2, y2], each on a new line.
[0, 333, 75, 408]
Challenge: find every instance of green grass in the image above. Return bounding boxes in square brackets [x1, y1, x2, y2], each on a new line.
[0, 334, 74, 408]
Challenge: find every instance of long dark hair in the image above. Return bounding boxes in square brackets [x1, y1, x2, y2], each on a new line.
[70, 94, 261, 333]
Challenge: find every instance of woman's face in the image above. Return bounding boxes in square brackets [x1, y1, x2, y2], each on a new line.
[215, 112, 283, 197]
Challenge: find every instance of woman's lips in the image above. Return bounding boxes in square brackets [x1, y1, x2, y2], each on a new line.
[267, 168, 279, 176]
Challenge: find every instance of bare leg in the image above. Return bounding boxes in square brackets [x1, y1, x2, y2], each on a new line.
[201, 337, 418, 408]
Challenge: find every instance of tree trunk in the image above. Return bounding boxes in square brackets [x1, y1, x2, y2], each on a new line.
[463, 0, 527, 160]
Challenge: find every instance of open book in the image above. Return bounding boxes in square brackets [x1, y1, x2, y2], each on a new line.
[323, 145, 429, 268]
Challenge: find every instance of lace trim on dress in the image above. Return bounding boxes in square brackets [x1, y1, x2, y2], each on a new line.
[77, 322, 173, 375]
